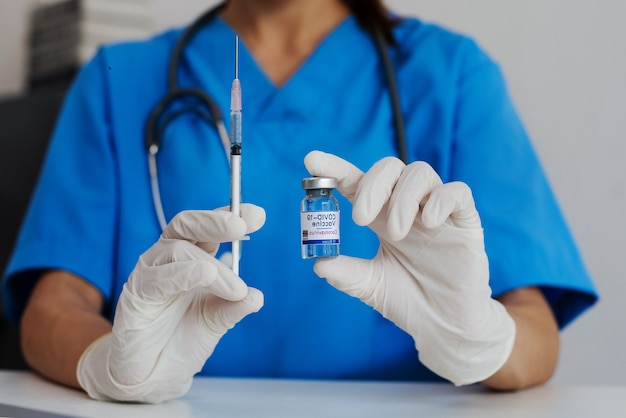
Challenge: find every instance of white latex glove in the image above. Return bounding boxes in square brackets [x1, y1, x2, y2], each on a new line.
[77, 205, 265, 403]
[304, 151, 515, 386]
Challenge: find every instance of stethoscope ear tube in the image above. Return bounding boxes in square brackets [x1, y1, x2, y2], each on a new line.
[372, 27, 408, 165]
[167, 2, 228, 92]
[144, 2, 228, 231]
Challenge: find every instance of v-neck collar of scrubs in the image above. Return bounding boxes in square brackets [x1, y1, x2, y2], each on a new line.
[184, 15, 375, 124]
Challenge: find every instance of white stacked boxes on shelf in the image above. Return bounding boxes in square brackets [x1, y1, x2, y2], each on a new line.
[78, 0, 154, 62]
[28, 0, 155, 89]
[29, 0, 81, 88]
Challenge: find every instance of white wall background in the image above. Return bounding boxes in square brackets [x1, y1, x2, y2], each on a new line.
[1, 0, 624, 385]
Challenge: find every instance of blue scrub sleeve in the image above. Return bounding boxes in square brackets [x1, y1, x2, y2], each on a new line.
[2, 49, 117, 324]
[449, 41, 598, 327]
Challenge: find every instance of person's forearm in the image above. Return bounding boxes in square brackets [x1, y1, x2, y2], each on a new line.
[21, 271, 111, 389]
[482, 287, 559, 390]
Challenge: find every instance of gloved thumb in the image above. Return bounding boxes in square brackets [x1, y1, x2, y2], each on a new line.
[312, 255, 378, 305]
[201, 287, 264, 336]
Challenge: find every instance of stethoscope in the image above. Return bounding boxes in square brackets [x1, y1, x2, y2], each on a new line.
[144, 1, 408, 232]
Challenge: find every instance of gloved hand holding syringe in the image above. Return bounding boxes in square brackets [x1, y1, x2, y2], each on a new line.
[76, 38, 264, 404]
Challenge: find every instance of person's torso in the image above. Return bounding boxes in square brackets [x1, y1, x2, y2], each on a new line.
[100, 14, 468, 380]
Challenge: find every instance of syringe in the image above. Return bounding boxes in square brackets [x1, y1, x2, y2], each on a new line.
[230, 35, 242, 276]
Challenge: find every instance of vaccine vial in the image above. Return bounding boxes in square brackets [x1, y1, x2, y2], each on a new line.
[301, 177, 340, 259]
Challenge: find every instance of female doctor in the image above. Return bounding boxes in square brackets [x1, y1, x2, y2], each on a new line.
[2, 0, 596, 403]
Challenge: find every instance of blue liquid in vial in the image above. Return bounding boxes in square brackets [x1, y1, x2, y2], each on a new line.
[301, 187, 340, 259]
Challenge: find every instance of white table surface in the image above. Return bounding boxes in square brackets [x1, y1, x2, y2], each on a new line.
[1, 370, 625, 417]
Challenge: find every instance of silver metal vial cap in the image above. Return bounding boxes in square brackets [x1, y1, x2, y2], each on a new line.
[302, 177, 337, 190]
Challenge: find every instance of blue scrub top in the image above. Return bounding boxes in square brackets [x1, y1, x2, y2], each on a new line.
[2, 15, 597, 381]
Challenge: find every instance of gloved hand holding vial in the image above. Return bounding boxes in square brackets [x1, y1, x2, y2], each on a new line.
[304, 150, 516, 386]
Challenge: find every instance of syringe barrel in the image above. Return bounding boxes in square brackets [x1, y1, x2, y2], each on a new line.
[230, 110, 242, 148]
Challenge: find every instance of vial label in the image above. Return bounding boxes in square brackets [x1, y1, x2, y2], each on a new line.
[301, 211, 340, 258]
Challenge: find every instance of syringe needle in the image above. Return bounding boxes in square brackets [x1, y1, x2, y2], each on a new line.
[230, 35, 242, 275]
[235, 34, 239, 80]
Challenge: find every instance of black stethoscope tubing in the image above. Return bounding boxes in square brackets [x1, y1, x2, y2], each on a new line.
[144, 1, 408, 231]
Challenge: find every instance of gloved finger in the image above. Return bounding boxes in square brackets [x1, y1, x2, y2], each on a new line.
[312, 255, 378, 305]
[134, 246, 249, 301]
[386, 161, 443, 241]
[162, 209, 248, 245]
[198, 204, 266, 254]
[421, 181, 481, 229]
[200, 287, 264, 337]
[303, 150, 363, 202]
[352, 157, 405, 226]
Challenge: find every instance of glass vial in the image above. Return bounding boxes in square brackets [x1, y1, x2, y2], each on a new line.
[301, 177, 340, 259]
